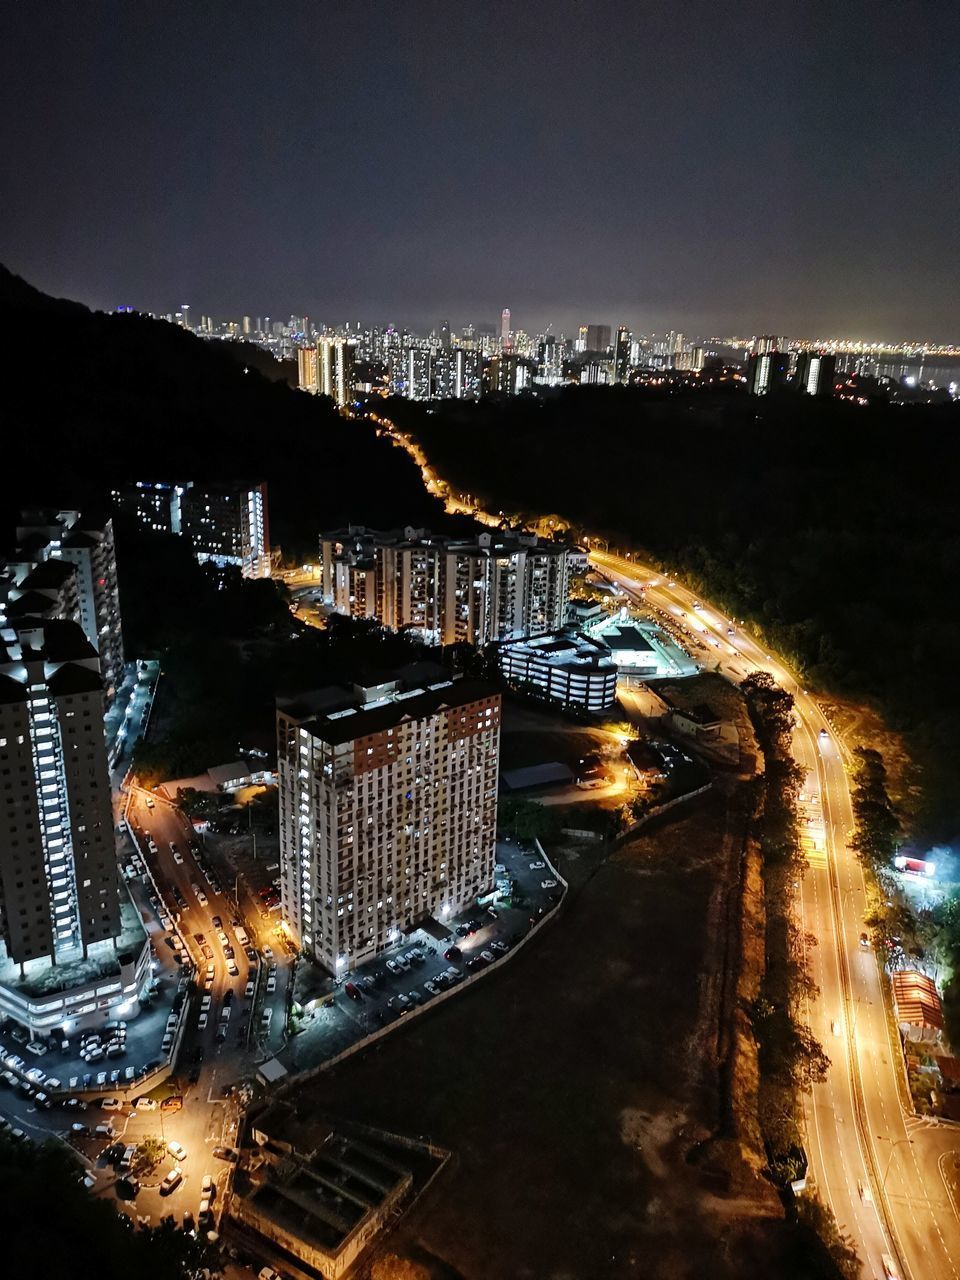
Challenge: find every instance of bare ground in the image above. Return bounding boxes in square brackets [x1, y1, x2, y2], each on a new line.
[294, 794, 790, 1280]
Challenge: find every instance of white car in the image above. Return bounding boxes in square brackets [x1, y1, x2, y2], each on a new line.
[198, 1013, 208, 1031]
[266, 977, 277, 993]
[166, 1139, 187, 1161]
[145, 797, 155, 809]
[529, 861, 545, 870]
[173, 850, 184, 865]
[196, 890, 208, 907]
[262, 946, 274, 961]
[541, 878, 557, 889]
[135, 1097, 158, 1112]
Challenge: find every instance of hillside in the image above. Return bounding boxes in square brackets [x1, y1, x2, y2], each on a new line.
[0, 266, 441, 557]
[386, 387, 960, 839]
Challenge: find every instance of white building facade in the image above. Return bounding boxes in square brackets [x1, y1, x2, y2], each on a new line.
[278, 677, 500, 975]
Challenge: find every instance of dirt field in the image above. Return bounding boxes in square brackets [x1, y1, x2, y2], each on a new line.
[293, 793, 793, 1279]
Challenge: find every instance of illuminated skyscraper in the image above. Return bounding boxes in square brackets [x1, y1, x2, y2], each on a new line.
[614, 326, 631, 382]
[318, 338, 356, 408]
[406, 347, 433, 400]
[795, 350, 837, 397]
[297, 346, 319, 394]
[277, 673, 500, 974]
[585, 324, 611, 352]
[500, 308, 511, 344]
[747, 351, 788, 395]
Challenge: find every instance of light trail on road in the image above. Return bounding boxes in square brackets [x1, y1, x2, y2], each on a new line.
[590, 549, 960, 1280]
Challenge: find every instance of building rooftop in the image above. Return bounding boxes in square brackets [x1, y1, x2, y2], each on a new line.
[502, 761, 573, 791]
[892, 970, 944, 1031]
[598, 624, 654, 653]
[297, 677, 496, 747]
[497, 629, 616, 675]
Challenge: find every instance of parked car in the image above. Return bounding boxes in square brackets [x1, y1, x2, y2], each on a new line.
[160, 1167, 183, 1195]
[166, 1139, 187, 1161]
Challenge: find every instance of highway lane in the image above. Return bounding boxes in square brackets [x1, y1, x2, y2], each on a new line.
[589, 550, 960, 1280]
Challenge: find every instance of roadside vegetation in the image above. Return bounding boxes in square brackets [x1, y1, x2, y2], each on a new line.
[386, 385, 960, 839]
[738, 673, 859, 1277]
[850, 745, 960, 1047]
[740, 674, 829, 1179]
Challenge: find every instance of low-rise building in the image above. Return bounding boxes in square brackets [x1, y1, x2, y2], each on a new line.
[231, 1101, 445, 1279]
[566, 598, 605, 628]
[666, 701, 724, 739]
[892, 970, 944, 1044]
[594, 621, 660, 674]
[496, 631, 617, 711]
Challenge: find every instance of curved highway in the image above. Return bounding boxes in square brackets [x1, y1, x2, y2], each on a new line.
[590, 549, 960, 1280]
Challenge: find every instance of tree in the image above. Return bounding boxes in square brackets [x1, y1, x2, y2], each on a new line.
[0, 1133, 216, 1278]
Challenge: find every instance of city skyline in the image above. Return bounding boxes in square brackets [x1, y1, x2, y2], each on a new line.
[2, 3, 959, 339]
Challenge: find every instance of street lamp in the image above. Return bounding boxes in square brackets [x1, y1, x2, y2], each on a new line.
[878, 1135, 914, 1190]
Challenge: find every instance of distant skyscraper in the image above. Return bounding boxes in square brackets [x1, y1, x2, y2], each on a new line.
[576, 326, 588, 353]
[500, 308, 511, 344]
[585, 325, 612, 352]
[795, 350, 837, 397]
[440, 320, 451, 350]
[434, 349, 480, 399]
[755, 335, 784, 355]
[406, 347, 433, 400]
[614, 326, 631, 383]
[748, 351, 788, 395]
[242, 315, 252, 335]
[318, 338, 355, 408]
[297, 346, 319, 394]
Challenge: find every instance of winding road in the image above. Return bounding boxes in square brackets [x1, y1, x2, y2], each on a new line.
[590, 549, 960, 1280]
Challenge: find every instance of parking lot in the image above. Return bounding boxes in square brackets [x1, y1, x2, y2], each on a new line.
[281, 838, 564, 1074]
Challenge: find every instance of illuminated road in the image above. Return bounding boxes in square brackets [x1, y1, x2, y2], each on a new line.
[590, 550, 960, 1280]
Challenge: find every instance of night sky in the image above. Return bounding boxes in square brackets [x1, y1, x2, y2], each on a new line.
[2, 2, 958, 340]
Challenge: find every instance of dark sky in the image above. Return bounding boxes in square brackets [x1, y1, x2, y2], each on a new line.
[2, 2, 958, 340]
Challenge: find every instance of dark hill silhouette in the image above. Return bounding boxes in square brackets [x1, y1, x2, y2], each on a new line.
[0, 265, 442, 556]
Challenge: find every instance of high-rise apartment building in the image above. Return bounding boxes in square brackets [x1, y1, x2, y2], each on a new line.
[406, 347, 433, 400]
[318, 338, 356, 408]
[0, 618, 151, 1035]
[613, 326, 631, 382]
[795, 350, 837, 397]
[1, 511, 125, 705]
[747, 351, 789, 396]
[488, 353, 530, 395]
[585, 324, 612, 352]
[500, 308, 511, 344]
[433, 348, 481, 399]
[297, 345, 319, 394]
[754, 335, 786, 355]
[113, 481, 271, 579]
[277, 672, 500, 974]
[0, 619, 120, 966]
[318, 527, 570, 645]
